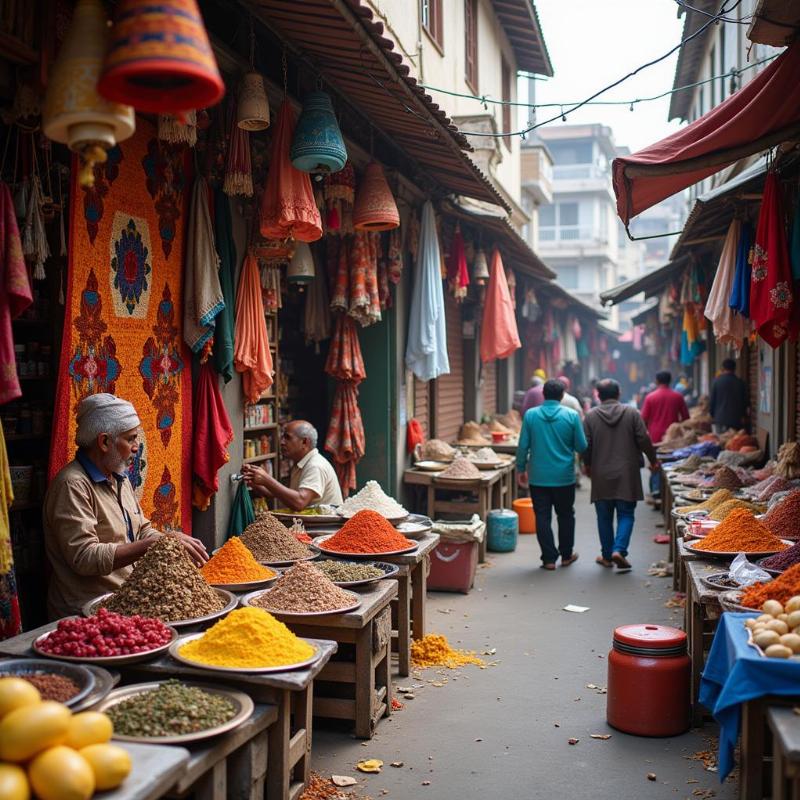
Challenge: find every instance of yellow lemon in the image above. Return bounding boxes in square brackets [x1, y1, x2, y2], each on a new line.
[79, 742, 132, 790]
[0, 700, 71, 762]
[64, 711, 113, 749]
[0, 677, 40, 720]
[0, 763, 30, 800]
[28, 746, 95, 800]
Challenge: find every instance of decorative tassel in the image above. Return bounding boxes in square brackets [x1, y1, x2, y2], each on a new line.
[27, 176, 50, 280]
[158, 111, 198, 146]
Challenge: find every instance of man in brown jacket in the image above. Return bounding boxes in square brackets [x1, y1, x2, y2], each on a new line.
[583, 379, 660, 570]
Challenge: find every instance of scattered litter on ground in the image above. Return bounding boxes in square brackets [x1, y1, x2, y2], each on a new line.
[665, 593, 686, 609]
[647, 773, 657, 781]
[590, 734, 612, 740]
[331, 776, 357, 787]
[568, 738, 579, 745]
[648, 561, 673, 577]
[391, 698, 404, 711]
[390, 762, 403, 768]
[356, 759, 383, 773]
[563, 604, 590, 613]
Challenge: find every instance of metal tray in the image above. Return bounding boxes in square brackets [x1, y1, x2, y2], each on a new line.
[311, 560, 400, 587]
[0, 658, 96, 708]
[700, 572, 744, 591]
[239, 588, 362, 617]
[169, 633, 321, 674]
[208, 575, 278, 593]
[83, 588, 238, 629]
[33, 625, 178, 666]
[337, 510, 409, 524]
[472, 460, 504, 470]
[683, 539, 795, 560]
[413, 461, 448, 472]
[96, 681, 254, 744]
[272, 511, 342, 525]
[394, 518, 432, 540]
[312, 533, 418, 558]
[73, 665, 118, 712]
[260, 551, 319, 568]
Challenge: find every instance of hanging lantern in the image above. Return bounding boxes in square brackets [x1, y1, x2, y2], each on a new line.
[98, 0, 225, 114]
[290, 92, 347, 174]
[43, 0, 135, 188]
[353, 162, 399, 231]
[287, 242, 316, 289]
[237, 72, 270, 131]
[473, 249, 490, 284]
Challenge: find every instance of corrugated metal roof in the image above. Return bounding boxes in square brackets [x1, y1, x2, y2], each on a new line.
[748, 0, 800, 46]
[491, 0, 554, 76]
[244, 0, 510, 210]
[600, 257, 690, 306]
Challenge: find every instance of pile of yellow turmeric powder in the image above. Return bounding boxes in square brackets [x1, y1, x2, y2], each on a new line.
[411, 634, 484, 668]
[178, 607, 315, 668]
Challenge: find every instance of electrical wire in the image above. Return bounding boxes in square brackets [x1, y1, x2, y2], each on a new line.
[455, 0, 745, 138]
[673, 0, 751, 24]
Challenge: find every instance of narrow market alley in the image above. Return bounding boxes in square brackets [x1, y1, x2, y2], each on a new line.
[311, 490, 737, 800]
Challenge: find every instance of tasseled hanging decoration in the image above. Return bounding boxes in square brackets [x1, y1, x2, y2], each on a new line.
[223, 103, 253, 197]
[158, 110, 198, 146]
[23, 175, 50, 280]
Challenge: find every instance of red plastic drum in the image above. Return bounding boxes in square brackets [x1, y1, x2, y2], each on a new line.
[607, 624, 690, 737]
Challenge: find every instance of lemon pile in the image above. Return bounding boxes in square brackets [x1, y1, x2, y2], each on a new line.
[0, 676, 131, 800]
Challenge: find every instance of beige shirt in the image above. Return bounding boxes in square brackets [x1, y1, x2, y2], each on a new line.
[43, 454, 157, 619]
[289, 448, 343, 507]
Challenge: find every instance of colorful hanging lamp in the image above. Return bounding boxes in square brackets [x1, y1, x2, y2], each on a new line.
[353, 162, 399, 231]
[287, 242, 316, 289]
[43, 0, 135, 188]
[473, 249, 490, 284]
[237, 72, 270, 131]
[98, 0, 225, 114]
[290, 91, 347, 174]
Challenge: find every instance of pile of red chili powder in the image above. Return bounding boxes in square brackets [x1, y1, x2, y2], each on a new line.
[323, 510, 414, 554]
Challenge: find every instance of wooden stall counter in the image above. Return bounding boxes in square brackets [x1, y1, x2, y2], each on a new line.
[105, 742, 190, 800]
[768, 706, 800, 800]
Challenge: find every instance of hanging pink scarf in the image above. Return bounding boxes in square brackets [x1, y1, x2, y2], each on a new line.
[480, 249, 520, 362]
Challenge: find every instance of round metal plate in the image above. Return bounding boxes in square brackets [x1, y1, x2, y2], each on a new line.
[272, 511, 342, 525]
[260, 551, 319, 568]
[312, 560, 400, 587]
[472, 460, 503, 470]
[313, 533, 418, 558]
[208, 575, 278, 593]
[96, 681, 254, 744]
[683, 539, 795, 559]
[82, 588, 238, 629]
[337, 510, 409, 524]
[700, 572, 743, 591]
[0, 659, 96, 708]
[413, 461, 448, 472]
[33, 624, 178, 666]
[394, 519, 431, 539]
[169, 633, 321, 674]
[239, 588, 362, 617]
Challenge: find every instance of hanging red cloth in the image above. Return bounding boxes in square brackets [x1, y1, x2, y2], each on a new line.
[0, 182, 32, 405]
[750, 172, 797, 348]
[234, 255, 274, 402]
[446, 224, 469, 299]
[325, 314, 366, 382]
[480, 249, 521, 362]
[259, 100, 323, 242]
[192, 362, 234, 510]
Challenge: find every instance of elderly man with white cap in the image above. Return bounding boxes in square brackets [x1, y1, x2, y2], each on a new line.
[43, 393, 208, 619]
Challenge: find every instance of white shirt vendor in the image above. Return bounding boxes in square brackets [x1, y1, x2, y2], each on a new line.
[290, 448, 343, 506]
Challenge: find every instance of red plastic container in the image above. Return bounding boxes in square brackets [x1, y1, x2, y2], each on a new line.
[607, 624, 690, 737]
[427, 541, 478, 593]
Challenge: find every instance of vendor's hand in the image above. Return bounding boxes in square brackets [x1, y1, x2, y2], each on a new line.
[172, 532, 209, 566]
[517, 470, 528, 488]
[241, 465, 271, 497]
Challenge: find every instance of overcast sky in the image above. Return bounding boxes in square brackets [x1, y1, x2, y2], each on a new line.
[526, 0, 687, 152]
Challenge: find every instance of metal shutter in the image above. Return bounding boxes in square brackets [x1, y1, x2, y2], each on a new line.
[414, 377, 430, 439]
[482, 359, 497, 418]
[434, 294, 464, 442]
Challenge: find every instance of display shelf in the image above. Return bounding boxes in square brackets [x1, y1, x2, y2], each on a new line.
[244, 424, 278, 433]
[243, 453, 278, 465]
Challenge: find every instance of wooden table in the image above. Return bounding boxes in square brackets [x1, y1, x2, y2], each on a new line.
[0, 629, 337, 800]
[675, 536, 713, 595]
[278, 581, 397, 739]
[106, 743, 190, 800]
[684, 559, 724, 727]
[768, 706, 800, 800]
[380, 531, 440, 677]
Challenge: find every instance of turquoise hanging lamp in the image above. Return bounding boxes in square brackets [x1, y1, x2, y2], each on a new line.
[290, 91, 347, 174]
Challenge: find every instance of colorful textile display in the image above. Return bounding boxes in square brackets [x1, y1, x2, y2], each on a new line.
[259, 100, 322, 242]
[304, 250, 331, 350]
[192, 362, 233, 510]
[387, 228, 403, 284]
[0, 182, 33, 405]
[211, 190, 236, 382]
[183, 176, 223, 357]
[227, 480, 255, 539]
[0, 423, 21, 639]
[729, 221, 753, 317]
[480, 249, 521, 363]
[750, 172, 796, 348]
[447, 224, 469, 300]
[325, 315, 366, 495]
[348, 231, 381, 326]
[51, 119, 193, 532]
[234, 255, 274, 403]
[405, 201, 450, 381]
[705, 219, 750, 349]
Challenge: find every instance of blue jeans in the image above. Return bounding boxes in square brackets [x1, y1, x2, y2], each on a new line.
[531, 484, 576, 565]
[649, 469, 662, 498]
[595, 499, 637, 559]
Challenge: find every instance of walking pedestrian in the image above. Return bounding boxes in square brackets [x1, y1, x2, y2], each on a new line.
[521, 375, 545, 416]
[710, 358, 750, 434]
[516, 379, 587, 570]
[583, 379, 660, 570]
[557, 375, 584, 487]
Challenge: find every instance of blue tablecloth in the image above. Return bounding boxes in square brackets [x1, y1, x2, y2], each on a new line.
[700, 611, 800, 781]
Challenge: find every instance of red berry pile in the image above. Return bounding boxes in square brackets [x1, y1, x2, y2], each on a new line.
[39, 608, 172, 658]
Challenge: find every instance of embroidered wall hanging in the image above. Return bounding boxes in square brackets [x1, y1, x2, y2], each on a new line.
[50, 117, 193, 532]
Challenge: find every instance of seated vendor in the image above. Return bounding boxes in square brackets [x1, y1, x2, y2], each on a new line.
[43, 393, 208, 619]
[242, 420, 343, 511]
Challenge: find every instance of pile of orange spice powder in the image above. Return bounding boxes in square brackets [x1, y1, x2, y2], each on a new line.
[741, 563, 800, 609]
[201, 537, 276, 584]
[322, 509, 414, 554]
[692, 509, 788, 553]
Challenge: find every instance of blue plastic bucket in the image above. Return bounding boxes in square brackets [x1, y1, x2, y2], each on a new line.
[487, 509, 518, 553]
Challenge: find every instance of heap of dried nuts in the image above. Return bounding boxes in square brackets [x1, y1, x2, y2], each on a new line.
[38, 608, 172, 658]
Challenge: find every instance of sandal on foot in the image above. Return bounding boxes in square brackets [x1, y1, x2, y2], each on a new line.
[540, 563, 556, 571]
[595, 556, 613, 568]
[612, 552, 632, 569]
[561, 553, 579, 567]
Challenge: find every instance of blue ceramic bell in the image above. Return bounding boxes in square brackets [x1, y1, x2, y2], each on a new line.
[290, 91, 347, 174]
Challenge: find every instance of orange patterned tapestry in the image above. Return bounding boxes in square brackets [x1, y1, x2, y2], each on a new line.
[50, 117, 193, 532]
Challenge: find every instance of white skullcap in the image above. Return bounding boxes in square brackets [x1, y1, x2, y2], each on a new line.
[75, 393, 141, 448]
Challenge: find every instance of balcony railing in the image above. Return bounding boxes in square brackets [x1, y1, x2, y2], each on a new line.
[552, 163, 609, 181]
[539, 226, 600, 243]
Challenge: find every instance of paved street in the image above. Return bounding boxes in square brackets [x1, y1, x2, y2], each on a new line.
[311, 487, 738, 799]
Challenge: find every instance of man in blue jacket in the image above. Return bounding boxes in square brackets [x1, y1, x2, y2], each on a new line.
[516, 379, 588, 570]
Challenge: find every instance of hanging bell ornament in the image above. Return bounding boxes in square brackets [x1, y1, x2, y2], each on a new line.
[237, 72, 270, 131]
[473, 249, 490, 285]
[352, 162, 399, 231]
[287, 242, 316, 290]
[43, 0, 135, 188]
[290, 92, 347, 174]
[98, 0, 225, 114]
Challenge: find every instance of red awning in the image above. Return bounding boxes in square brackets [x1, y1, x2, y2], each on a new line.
[613, 41, 800, 226]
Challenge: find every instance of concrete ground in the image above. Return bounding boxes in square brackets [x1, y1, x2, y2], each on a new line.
[310, 487, 739, 799]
